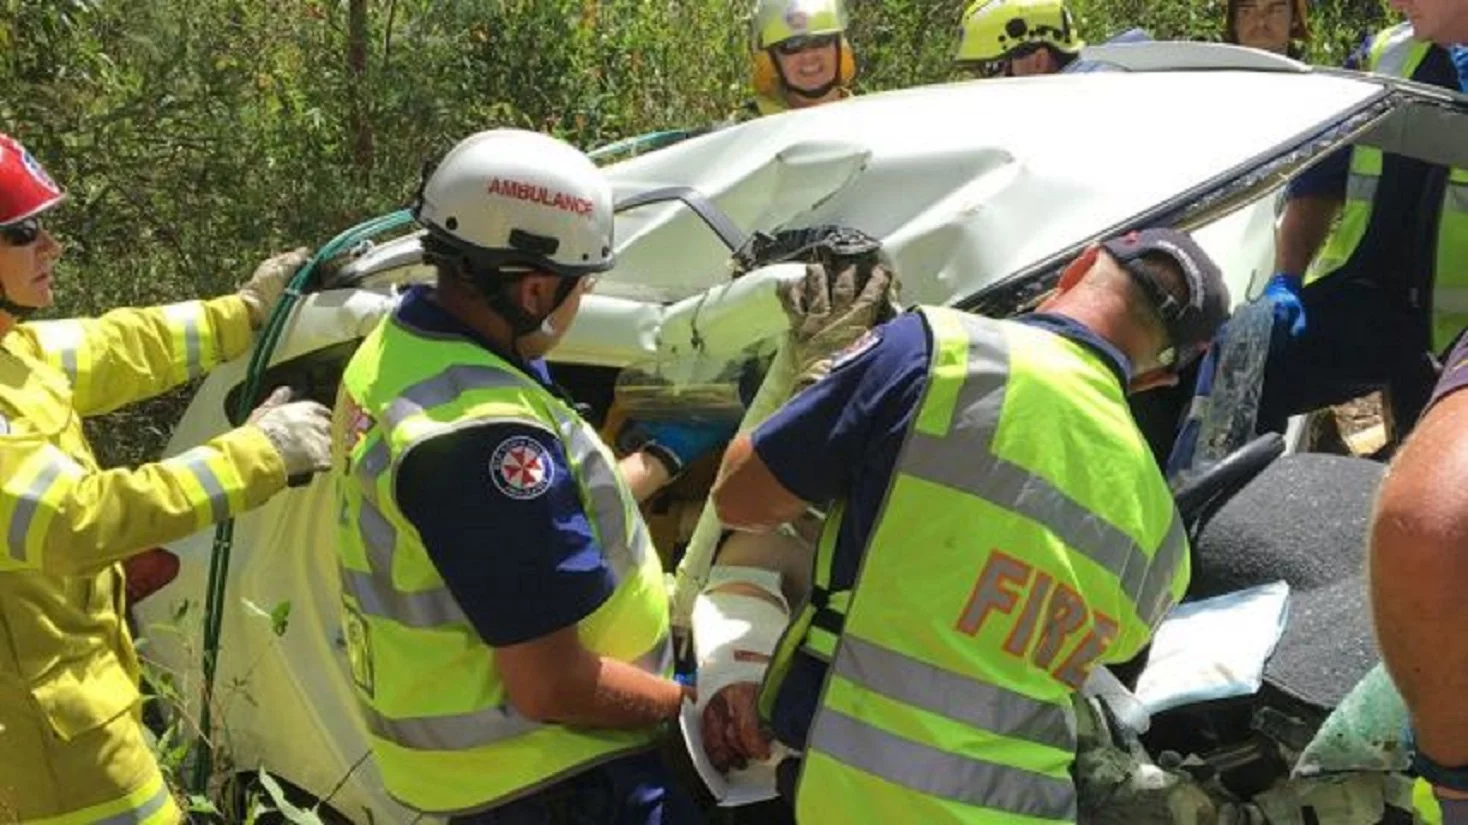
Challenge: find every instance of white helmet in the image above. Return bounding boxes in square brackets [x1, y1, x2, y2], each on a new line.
[413, 129, 614, 278]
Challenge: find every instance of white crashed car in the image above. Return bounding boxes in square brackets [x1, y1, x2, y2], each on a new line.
[132, 42, 1468, 823]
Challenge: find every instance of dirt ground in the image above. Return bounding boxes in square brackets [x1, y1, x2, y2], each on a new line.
[1316, 392, 1389, 457]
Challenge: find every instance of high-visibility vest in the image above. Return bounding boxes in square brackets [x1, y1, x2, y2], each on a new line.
[760, 307, 1188, 824]
[1306, 22, 1468, 351]
[0, 296, 268, 824]
[334, 312, 672, 816]
[21, 768, 179, 825]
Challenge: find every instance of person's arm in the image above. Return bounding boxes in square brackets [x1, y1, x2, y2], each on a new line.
[712, 435, 810, 532]
[1271, 39, 1365, 279]
[713, 313, 930, 534]
[0, 411, 287, 576]
[14, 294, 257, 416]
[395, 420, 688, 730]
[1371, 347, 1468, 793]
[12, 248, 308, 417]
[1274, 193, 1343, 277]
[619, 449, 672, 504]
[498, 626, 688, 727]
[698, 528, 813, 772]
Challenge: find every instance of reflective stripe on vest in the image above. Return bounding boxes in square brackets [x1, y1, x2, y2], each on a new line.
[1306, 22, 1468, 351]
[334, 315, 671, 814]
[28, 769, 180, 825]
[1305, 24, 1419, 288]
[354, 636, 673, 751]
[768, 307, 1185, 824]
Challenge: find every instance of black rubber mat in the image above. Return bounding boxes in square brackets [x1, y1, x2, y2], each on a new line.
[1189, 453, 1385, 710]
[1265, 572, 1380, 710]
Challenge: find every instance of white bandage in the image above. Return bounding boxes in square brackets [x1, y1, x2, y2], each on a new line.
[693, 566, 790, 714]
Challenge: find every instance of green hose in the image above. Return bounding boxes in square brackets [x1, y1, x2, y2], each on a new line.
[587, 128, 704, 163]
[190, 209, 415, 792]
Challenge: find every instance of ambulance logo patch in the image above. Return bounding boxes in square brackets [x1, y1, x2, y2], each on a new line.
[490, 436, 554, 500]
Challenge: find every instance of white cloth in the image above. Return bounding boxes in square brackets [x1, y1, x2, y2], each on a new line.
[1133, 581, 1291, 715]
[691, 566, 788, 713]
[683, 565, 792, 807]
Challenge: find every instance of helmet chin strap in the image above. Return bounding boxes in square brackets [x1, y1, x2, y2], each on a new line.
[0, 291, 40, 322]
[475, 268, 581, 352]
[773, 40, 844, 101]
[534, 276, 581, 338]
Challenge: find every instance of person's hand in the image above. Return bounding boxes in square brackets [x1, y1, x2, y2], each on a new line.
[248, 386, 332, 478]
[239, 247, 311, 328]
[629, 418, 737, 476]
[1263, 272, 1306, 341]
[701, 682, 772, 773]
[779, 260, 897, 389]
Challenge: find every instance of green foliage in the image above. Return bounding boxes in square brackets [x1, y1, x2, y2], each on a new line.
[243, 596, 293, 637]
[256, 770, 327, 825]
[138, 594, 337, 821]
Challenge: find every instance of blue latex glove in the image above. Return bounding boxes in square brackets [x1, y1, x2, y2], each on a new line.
[1263, 272, 1306, 340]
[630, 419, 737, 475]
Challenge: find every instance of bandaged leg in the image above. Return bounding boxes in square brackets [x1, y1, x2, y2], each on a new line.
[693, 565, 790, 714]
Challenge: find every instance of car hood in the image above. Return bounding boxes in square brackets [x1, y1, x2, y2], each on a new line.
[602, 68, 1384, 307]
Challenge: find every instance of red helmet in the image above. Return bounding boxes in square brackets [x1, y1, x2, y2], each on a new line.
[0, 134, 64, 227]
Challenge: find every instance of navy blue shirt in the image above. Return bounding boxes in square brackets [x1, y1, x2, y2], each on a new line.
[1064, 27, 1153, 74]
[750, 310, 1130, 748]
[1284, 35, 1468, 291]
[392, 286, 610, 647]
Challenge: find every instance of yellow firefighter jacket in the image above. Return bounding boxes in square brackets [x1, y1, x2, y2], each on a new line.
[0, 295, 286, 824]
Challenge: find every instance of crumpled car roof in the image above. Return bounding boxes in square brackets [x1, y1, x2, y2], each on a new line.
[604, 68, 1383, 306]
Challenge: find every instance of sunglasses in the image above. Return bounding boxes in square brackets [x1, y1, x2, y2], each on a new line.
[774, 33, 839, 56]
[0, 218, 41, 247]
[970, 43, 1045, 78]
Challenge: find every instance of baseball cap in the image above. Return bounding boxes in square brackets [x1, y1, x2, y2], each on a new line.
[1100, 228, 1230, 371]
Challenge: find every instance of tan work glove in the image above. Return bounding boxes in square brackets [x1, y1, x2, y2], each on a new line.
[239, 247, 310, 328]
[247, 387, 332, 479]
[778, 260, 898, 391]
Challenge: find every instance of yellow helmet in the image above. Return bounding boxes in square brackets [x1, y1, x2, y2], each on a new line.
[954, 0, 1084, 67]
[751, 0, 849, 51]
[749, 0, 857, 107]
